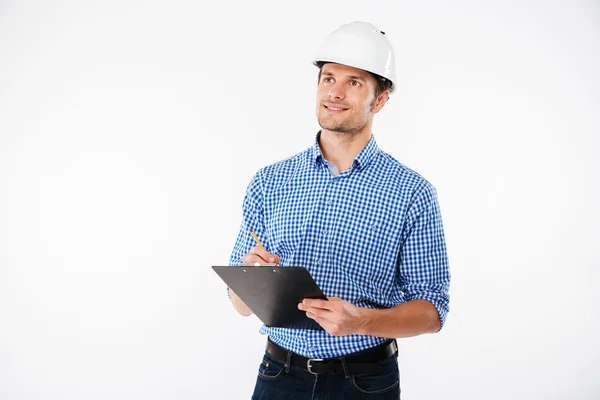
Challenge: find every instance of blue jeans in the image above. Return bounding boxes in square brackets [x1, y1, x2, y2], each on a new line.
[251, 350, 400, 399]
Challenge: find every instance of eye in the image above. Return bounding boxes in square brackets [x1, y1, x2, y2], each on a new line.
[323, 77, 334, 83]
[349, 80, 360, 87]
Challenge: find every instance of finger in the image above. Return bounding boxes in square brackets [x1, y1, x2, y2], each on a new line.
[306, 313, 341, 336]
[250, 246, 281, 264]
[302, 298, 331, 310]
[303, 307, 331, 319]
[298, 303, 332, 316]
[241, 254, 268, 264]
[306, 311, 326, 321]
[251, 246, 280, 264]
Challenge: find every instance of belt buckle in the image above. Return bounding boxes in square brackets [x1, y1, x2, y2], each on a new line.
[306, 358, 324, 375]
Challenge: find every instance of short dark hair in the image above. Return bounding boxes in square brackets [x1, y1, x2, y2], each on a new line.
[372, 73, 393, 99]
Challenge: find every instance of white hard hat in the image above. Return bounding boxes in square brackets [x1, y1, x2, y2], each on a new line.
[314, 21, 397, 94]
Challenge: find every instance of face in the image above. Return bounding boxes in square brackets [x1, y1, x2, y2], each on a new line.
[316, 63, 387, 135]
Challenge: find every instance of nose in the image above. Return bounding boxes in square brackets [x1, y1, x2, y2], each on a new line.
[328, 82, 345, 101]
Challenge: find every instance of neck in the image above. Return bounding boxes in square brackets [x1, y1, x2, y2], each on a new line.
[319, 128, 372, 173]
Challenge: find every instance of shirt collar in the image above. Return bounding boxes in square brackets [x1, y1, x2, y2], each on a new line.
[311, 131, 324, 163]
[311, 131, 380, 171]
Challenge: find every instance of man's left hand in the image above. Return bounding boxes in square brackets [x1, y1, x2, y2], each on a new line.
[298, 297, 367, 336]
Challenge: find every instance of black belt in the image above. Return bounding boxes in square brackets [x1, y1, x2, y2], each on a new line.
[265, 337, 398, 377]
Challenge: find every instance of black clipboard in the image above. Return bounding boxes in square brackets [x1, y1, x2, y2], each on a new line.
[212, 265, 327, 330]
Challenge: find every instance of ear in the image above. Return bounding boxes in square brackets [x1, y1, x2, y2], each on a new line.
[371, 90, 390, 114]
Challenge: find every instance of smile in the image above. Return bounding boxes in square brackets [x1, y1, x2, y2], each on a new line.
[324, 104, 349, 112]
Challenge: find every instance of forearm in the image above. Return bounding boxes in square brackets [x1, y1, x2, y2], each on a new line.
[229, 288, 253, 317]
[357, 299, 441, 338]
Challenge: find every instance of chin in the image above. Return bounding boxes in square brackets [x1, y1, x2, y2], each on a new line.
[319, 119, 366, 135]
[318, 120, 342, 132]
[319, 125, 356, 135]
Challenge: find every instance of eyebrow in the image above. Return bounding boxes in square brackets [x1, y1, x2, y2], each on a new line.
[321, 71, 367, 82]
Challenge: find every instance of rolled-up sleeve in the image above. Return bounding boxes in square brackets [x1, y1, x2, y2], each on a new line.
[396, 183, 451, 331]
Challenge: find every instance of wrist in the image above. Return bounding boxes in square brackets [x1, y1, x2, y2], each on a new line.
[356, 307, 375, 336]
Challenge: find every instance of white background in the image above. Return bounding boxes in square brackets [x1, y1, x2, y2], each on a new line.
[1, 1, 599, 399]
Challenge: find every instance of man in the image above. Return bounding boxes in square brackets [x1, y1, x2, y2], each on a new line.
[228, 21, 450, 399]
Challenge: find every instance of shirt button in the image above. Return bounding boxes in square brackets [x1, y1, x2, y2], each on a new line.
[326, 199, 332, 205]
[317, 259, 322, 265]
[322, 229, 327, 236]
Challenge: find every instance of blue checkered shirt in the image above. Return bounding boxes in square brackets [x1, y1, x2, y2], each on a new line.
[229, 133, 450, 358]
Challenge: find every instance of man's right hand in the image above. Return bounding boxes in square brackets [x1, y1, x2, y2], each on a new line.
[230, 246, 281, 317]
[241, 245, 281, 265]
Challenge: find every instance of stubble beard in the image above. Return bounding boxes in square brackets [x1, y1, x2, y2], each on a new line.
[317, 107, 370, 136]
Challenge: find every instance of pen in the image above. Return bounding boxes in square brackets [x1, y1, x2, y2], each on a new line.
[249, 228, 262, 247]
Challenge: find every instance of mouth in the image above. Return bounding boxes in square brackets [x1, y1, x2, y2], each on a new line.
[323, 104, 349, 114]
